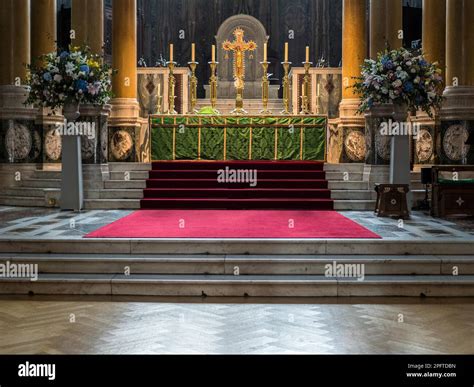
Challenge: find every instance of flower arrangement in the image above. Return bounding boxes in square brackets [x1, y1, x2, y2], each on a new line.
[26, 46, 114, 110]
[352, 47, 444, 117]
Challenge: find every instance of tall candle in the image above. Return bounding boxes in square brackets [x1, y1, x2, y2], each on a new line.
[263, 43, 267, 62]
[191, 43, 195, 62]
[170, 44, 174, 62]
[284, 42, 288, 62]
[305, 46, 309, 62]
[212, 44, 216, 62]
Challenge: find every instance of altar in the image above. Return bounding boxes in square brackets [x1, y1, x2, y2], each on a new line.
[150, 115, 327, 161]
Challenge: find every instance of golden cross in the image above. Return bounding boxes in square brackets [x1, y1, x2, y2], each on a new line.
[222, 28, 257, 90]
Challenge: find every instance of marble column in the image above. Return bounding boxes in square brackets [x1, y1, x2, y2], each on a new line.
[412, 0, 446, 165]
[440, 0, 474, 165]
[369, 0, 403, 58]
[0, 0, 39, 164]
[31, 0, 56, 62]
[29, 0, 63, 165]
[330, 0, 367, 164]
[71, 0, 104, 55]
[109, 0, 146, 163]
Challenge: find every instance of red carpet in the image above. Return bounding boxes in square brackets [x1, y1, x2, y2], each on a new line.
[141, 161, 334, 210]
[85, 210, 380, 239]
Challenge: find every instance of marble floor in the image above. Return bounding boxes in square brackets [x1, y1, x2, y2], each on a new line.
[0, 206, 473, 240]
[0, 297, 472, 354]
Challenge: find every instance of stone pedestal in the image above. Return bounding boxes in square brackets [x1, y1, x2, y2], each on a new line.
[364, 103, 393, 165]
[61, 135, 83, 210]
[411, 110, 438, 165]
[79, 104, 111, 164]
[439, 86, 474, 165]
[336, 99, 366, 163]
[0, 85, 40, 163]
[108, 98, 143, 162]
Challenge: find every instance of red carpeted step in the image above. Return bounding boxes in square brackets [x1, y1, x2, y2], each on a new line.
[143, 188, 331, 199]
[140, 197, 334, 210]
[148, 169, 326, 179]
[151, 160, 325, 171]
[141, 161, 333, 210]
[146, 179, 329, 189]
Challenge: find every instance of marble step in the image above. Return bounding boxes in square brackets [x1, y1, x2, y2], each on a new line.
[324, 163, 365, 172]
[84, 199, 141, 210]
[1, 238, 472, 255]
[110, 171, 149, 180]
[85, 189, 144, 200]
[331, 190, 376, 200]
[1, 274, 473, 297]
[325, 171, 364, 181]
[334, 200, 376, 210]
[108, 163, 151, 172]
[1, 187, 46, 198]
[18, 178, 61, 189]
[2, 253, 472, 276]
[328, 181, 369, 190]
[0, 195, 46, 207]
[104, 180, 147, 189]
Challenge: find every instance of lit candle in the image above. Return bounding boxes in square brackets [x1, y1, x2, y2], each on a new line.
[305, 46, 309, 63]
[284, 42, 288, 62]
[170, 44, 174, 62]
[263, 42, 267, 62]
[191, 43, 195, 62]
[212, 44, 216, 62]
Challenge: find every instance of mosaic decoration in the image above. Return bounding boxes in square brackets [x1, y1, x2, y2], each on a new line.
[45, 128, 62, 161]
[415, 129, 433, 163]
[110, 130, 134, 161]
[344, 130, 366, 162]
[443, 124, 470, 161]
[5, 122, 32, 161]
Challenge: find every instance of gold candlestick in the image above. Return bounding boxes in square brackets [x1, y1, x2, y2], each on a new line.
[166, 61, 177, 115]
[281, 61, 291, 115]
[188, 61, 199, 114]
[300, 61, 312, 115]
[260, 61, 270, 115]
[209, 60, 219, 113]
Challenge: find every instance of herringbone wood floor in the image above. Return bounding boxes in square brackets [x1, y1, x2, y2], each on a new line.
[0, 298, 473, 354]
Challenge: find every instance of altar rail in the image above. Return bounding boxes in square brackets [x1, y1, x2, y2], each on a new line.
[150, 115, 327, 161]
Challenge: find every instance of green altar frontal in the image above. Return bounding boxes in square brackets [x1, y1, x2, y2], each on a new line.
[149, 115, 327, 161]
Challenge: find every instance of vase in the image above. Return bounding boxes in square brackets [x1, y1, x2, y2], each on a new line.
[62, 99, 80, 122]
[60, 99, 83, 211]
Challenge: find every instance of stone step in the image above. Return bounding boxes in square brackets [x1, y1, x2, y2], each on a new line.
[331, 190, 376, 200]
[328, 181, 369, 190]
[104, 180, 147, 189]
[0, 195, 46, 207]
[1, 187, 46, 198]
[1, 238, 472, 255]
[325, 171, 364, 181]
[85, 189, 144, 200]
[31, 170, 62, 179]
[334, 200, 376, 210]
[1, 274, 473, 297]
[110, 171, 149, 180]
[84, 199, 141, 210]
[2, 253, 472, 276]
[18, 178, 61, 189]
[108, 163, 151, 172]
[324, 163, 365, 172]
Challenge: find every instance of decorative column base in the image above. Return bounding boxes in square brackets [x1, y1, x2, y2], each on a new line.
[364, 103, 393, 166]
[108, 98, 149, 163]
[439, 86, 474, 165]
[0, 85, 41, 164]
[410, 109, 438, 165]
[329, 98, 366, 163]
